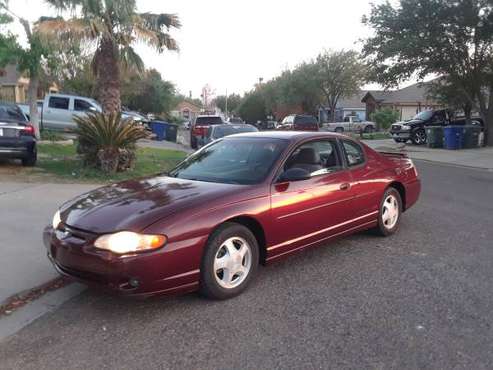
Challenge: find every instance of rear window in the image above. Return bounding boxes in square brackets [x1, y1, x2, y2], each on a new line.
[0, 104, 27, 122]
[195, 116, 223, 126]
[295, 116, 318, 125]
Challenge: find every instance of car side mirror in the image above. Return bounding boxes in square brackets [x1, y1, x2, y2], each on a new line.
[278, 168, 311, 182]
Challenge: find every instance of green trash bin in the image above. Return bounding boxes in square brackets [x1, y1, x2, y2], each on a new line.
[462, 125, 481, 148]
[426, 126, 444, 148]
[164, 122, 178, 142]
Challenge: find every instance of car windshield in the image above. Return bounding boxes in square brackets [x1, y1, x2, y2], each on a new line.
[212, 125, 258, 139]
[413, 110, 433, 121]
[0, 104, 26, 122]
[169, 137, 288, 185]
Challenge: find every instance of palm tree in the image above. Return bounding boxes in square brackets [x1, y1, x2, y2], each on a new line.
[38, 0, 180, 113]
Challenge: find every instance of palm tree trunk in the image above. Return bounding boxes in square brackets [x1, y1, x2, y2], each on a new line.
[95, 37, 121, 113]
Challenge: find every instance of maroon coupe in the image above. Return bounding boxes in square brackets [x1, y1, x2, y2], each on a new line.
[44, 132, 420, 299]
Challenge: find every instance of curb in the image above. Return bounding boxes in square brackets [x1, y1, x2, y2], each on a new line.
[0, 283, 86, 342]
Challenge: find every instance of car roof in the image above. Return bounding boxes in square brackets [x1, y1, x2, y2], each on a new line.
[225, 131, 346, 142]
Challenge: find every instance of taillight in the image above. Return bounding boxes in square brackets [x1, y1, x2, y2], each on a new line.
[193, 126, 207, 136]
[21, 124, 35, 137]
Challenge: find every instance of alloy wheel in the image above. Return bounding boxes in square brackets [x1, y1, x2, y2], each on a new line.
[382, 194, 399, 230]
[214, 237, 252, 289]
[414, 130, 426, 144]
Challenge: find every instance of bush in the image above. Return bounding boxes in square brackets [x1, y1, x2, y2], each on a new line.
[370, 108, 401, 130]
[74, 111, 149, 173]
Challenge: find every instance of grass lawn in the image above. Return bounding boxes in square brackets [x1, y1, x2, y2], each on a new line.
[37, 143, 187, 183]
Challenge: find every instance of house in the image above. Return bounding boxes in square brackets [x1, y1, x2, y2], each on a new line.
[171, 100, 202, 122]
[0, 64, 28, 103]
[318, 91, 371, 123]
[361, 82, 441, 121]
[0, 64, 58, 103]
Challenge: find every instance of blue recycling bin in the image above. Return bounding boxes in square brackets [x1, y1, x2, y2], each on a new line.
[444, 126, 464, 150]
[150, 121, 166, 141]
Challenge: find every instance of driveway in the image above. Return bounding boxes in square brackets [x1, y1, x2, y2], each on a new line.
[0, 182, 97, 303]
[1, 161, 493, 369]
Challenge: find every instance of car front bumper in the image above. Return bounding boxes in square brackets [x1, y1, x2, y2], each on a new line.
[390, 131, 411, 140]
[43, 225, 200, 298]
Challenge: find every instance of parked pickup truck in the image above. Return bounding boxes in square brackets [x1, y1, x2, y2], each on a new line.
[323, 116, 376, 133]
[19, 93, 147, 131]
[390, 109, 483, 145]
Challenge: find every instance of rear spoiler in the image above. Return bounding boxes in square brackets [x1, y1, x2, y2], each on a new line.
[377, 150, 408, 158]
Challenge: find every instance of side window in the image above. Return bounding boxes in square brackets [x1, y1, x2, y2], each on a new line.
[48, 97, 69, 110]
[342, 140, 365, 167]
[285, 140, 341, 177]
[74, 99, 93, 112]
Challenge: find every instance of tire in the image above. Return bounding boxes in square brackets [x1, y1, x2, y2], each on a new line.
[190, 136, 197, 149]
[200, 222, 259, 300]
[335, 127, 344, 133]
[373, 187, 402, 236]
[364, 125, 375, 133]
[411, 129, 427, 145]
[22, 147, 37, 167]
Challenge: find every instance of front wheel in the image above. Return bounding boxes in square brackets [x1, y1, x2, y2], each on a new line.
[200, 223, 259, 300]
[373, 187, 402, 236]
[411, 129, 427, 145]
[335, 127, 344, 133]
[364, 125, 375, 133]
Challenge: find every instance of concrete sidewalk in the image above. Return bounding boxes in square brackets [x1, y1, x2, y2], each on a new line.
[0, 182, 97, 304]
[363, 139, 493, 170]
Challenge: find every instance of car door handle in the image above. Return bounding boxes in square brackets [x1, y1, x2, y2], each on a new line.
[340, 183, 351, 191]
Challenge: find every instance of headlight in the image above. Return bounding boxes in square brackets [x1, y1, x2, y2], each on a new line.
[94, 231, 167, 254]
[401, 125, 411, 131]
[52, 210, 61, 230]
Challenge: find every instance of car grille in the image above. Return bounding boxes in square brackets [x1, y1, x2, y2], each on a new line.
[391, 124, 402, 131]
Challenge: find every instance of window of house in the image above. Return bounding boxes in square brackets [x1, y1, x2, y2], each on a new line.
[48, 97, 69, 110]
[342, 140, 365, 167]
[284, 140, 341, 177]
[74, 99, 94, 112]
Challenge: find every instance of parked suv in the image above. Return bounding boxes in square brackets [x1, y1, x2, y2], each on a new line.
[0, 102, 37, 166]
[190, 115, 224, 149]
[278, 114, 319, 131]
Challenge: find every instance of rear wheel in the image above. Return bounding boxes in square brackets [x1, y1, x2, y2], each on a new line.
[364, 125, 375, 133]
[335, 127, 344, 133]
[411, 129, 427, 145]
[373, 187, 402, 236]
[200, 222, 259, 300]
[190, 135, 197, 149]
[22, 147, 37, 167]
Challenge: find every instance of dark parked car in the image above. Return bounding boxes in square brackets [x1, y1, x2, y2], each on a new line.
[390, 109, 483, 145]
[200, 124, 258, 147]
[190, 115, 224, 149]
[45, 132, 420, 300]
[0, 102, 37, 166]
[278, 114, 319, 131]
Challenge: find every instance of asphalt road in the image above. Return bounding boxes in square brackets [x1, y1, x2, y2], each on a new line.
[1, 161, 493, 369]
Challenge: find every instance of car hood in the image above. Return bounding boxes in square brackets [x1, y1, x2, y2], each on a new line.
[60, 176, 239, 233]
[400, 119, 422, 126]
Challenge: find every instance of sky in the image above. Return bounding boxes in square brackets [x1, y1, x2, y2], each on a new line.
[6, 0, 383, 100]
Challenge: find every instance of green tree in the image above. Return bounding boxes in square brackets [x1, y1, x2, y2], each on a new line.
[370, 108, 400, 130]
[426, 78, 473, 121]
[238, 90, 267, 124]
[0, 1, 50, 138]
[121, 69, 175, 115]
[214, 93, 242, 116]
[310, 50, 367, 122]
[39, 0, 181, 113]
[362, 0, 493, 146]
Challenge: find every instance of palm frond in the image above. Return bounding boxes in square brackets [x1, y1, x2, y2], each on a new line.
[120, 45, 144, 73]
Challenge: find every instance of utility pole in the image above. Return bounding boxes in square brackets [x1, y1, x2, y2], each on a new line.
[225, 88, 228, 118]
